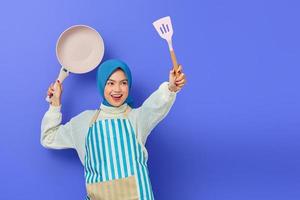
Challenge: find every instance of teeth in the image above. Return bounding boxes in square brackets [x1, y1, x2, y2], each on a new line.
[112, 94, 122, 98]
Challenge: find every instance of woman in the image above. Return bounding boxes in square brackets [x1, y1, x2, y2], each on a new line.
[41, 59, 186, 200]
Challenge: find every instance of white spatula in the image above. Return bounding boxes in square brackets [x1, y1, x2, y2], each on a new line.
[153, 16, 180, 77]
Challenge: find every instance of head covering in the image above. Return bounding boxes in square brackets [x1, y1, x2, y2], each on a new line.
[97, 59, 133, 107]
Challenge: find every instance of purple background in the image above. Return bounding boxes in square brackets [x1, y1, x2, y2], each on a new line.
[0, 0, 300, 199]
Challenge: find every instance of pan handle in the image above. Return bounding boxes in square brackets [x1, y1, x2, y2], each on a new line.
[45, 67, 69, 102]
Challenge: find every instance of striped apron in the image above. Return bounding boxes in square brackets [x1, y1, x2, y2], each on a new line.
[84, 110, 154, 200]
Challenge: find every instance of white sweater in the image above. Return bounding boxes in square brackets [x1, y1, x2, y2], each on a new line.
[41, 82, 176, 165]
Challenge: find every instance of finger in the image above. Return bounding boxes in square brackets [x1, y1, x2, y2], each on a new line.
[47, 89, 53, 95]
[177, 83, 185, 88]
[176, 73, 185, 81]
[56, 80, 61, 87]
[48, 87, 54, 93]
[169, 70, 176, 81]
[175, 75, 185, 82]
[56, 82, 62, 91]
[47, 91, 53, 97]
[54, 81, 63, 92]
[176, 65, 182, 74]
[170, 69, 175, 75]
[176, 79, 185, 85]
[50, 83, 55, 90]
[177, 65, 182, 71]
[48, 88, 54, 95]
[176, 77, 186, 85]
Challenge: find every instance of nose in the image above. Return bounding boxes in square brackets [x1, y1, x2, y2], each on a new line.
[113, 83, 121, 92]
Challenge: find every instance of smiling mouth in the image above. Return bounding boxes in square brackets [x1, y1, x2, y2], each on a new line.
[111, 94, 123, 101]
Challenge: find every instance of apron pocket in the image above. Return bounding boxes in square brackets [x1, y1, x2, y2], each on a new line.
[86, 175, 139, 200]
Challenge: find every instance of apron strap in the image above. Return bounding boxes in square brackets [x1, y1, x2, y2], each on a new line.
[89, 109, 101, 128]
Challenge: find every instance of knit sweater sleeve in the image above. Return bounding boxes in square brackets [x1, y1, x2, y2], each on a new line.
[129, 82, 177, 144]
[40, 105, 94, 151]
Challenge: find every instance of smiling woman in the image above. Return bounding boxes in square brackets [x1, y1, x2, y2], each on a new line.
[41, 59, 186, 200]
[104, 69, 129, 107]
[97, 60, 132, 107]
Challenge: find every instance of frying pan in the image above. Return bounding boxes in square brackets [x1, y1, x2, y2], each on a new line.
[46, 25, 105, 101]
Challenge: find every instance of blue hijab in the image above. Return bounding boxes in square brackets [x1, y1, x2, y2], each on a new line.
[97, 59, 133, 107]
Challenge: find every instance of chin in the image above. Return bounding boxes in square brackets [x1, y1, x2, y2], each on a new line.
[109, 100, 126, 107]
[112, 103, 123, 107]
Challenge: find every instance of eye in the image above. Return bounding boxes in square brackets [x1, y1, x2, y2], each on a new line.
[107, 82, 114, 86]
[122, 81, 128, 85]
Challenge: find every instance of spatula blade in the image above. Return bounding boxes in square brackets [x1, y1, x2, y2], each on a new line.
[153, 16, 173, 41]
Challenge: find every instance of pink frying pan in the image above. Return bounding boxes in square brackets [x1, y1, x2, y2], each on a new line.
[46, 25, 104, 101]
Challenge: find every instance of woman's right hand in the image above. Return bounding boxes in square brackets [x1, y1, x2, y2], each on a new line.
[47, 80, 62, 106]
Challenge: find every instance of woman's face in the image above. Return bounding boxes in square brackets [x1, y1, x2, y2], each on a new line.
[104, 69, 129, 107]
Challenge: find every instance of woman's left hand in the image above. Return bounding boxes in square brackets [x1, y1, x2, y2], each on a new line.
[168, 65, 186, 92]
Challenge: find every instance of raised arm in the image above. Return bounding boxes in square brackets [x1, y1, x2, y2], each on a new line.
[130, 65, 186, 144]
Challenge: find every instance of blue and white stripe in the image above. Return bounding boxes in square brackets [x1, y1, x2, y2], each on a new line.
[85, 118, 154, 200]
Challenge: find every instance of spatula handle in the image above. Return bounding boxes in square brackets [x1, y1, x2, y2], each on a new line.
[170, 50, 180, 77]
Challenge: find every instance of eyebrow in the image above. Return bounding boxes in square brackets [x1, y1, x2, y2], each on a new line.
[107, 79, 128, 82]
